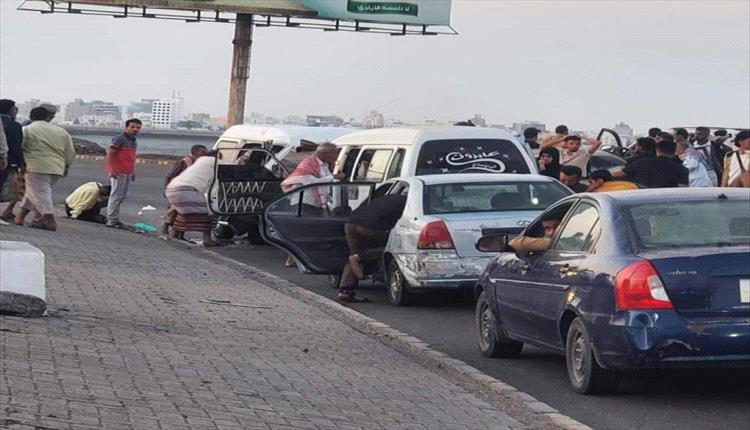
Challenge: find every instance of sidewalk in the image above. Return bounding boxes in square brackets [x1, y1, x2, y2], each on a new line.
[0, 220, 533, 430]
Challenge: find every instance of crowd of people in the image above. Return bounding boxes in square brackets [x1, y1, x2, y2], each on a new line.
[528, 124, 750, 192]
[2, 99, 749, 294]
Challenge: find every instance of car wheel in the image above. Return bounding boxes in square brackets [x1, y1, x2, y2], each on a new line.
[386, 260, 410, 306]
[212, 219, 235, 241]
[245, 227, 266, 245]
[328, 274, 341, 289]
[475, 292, 523, 358]
[565, 317, 620, 394]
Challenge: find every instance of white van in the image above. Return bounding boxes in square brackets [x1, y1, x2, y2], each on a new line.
[331, 126, 538, 183]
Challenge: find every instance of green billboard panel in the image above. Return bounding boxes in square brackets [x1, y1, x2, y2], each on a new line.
[300, 0, 451, 26]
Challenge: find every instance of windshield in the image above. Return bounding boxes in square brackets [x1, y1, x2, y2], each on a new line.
[416, 139, 530, 175]
[628, 199, 750, 249]
[424, 181, 570, 215]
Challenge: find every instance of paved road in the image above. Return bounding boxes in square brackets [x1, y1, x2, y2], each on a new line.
[47, 160, 750, 430]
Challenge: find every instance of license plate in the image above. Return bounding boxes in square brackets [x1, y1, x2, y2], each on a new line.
[741, 279, 750, 303]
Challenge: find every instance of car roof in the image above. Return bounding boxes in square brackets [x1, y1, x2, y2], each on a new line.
[412, 173, 557, 185]
[333, 126, 518, 146]
[582, 188, 749, 205]
[220, 125, 295, 146]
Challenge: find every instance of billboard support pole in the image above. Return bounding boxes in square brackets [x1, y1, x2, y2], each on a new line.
[227, 13, 253, 126]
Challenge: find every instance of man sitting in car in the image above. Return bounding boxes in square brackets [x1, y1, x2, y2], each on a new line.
[508, 217, 561, 256]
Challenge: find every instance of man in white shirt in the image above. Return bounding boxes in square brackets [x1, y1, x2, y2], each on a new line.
[561, 135, 603, 177]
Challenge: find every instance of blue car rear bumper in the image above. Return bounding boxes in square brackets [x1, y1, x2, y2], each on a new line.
[594, 311, 750, 369]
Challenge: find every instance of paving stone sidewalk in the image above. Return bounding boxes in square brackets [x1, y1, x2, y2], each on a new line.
[0, 220, 527, 430]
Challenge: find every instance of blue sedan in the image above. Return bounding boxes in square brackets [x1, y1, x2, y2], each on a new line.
[474, 188, 750, 394]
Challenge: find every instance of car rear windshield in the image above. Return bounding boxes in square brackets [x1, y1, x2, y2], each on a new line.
[627, 199, 750, 249]
[416, 139, 530, 175]
[424, 182, 570, 215]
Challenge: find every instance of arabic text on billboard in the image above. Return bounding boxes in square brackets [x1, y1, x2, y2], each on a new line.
[299, 0, 451, 26]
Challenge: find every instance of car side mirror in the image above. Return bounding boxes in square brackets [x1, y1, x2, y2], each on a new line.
[475, 234, 509, 253]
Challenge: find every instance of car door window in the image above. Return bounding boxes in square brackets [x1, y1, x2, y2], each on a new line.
[266, 183, 374, 218]
[354, 149, 393, 182]
[553, 202, 601, 252]
[386, 149, 405, 179]
[339, 147, 360, 178]
[388, 181, 410, 196]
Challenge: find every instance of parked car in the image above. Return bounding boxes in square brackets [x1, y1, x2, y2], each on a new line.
[261, 174, 571, 305]
[474, 188, 750, 394]
[332, 126, 538, 185]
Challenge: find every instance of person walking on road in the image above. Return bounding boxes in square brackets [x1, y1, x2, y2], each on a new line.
[105, 118, 141, 228]
[161, 144, 208, 235]
[164, 151, 219, 246]
[14, 107, 75, 231]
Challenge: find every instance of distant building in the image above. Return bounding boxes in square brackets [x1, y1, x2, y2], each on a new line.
[151, 97, 184, 129]
[470, 114, 487, 127]
[127, 99, 157, 117]
[17, 99, 58, 121]
[363, 111, 385, 129]
[613, 122, 634, 142]
[64, 99, 121, 124]
[512, 121, 546, 134]
[282, 115, 304, 126]
[306, 115, 344, 127]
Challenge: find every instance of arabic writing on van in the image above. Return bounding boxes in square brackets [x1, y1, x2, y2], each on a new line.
[446, 151, 507, 173]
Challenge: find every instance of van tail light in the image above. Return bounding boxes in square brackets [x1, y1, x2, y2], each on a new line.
[615, 261, 673, 310]
[417, 221, 455, 250]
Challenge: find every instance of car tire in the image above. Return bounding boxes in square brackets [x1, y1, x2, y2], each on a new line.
[565, 317, 620, 394]
[245, 227, 266, 245]
[475, 292, 523, 358]
[386, 260, 411, 306]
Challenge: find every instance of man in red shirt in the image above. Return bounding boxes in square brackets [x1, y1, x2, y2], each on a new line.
[105, 118, 141, 228]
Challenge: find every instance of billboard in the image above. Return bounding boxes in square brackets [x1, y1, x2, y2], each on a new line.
[299, 0, 451, 26]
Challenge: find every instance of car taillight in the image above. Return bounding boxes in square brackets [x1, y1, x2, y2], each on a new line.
[417, 221, 454, 250]
[615, 261, 673, 310]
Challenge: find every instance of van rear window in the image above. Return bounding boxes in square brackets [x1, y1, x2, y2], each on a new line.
[416, 139, 530, 175]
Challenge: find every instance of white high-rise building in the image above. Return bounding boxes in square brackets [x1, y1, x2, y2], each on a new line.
[150, 96, 184, 129]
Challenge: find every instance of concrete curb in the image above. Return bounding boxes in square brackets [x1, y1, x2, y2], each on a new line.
[200, 248, 593, 430]
[74, 154, 173, 166]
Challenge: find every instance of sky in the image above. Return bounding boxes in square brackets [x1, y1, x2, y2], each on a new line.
[1, 0, 749, 132]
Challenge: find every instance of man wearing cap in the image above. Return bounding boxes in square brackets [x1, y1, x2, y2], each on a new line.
[722, 130, 750, 188]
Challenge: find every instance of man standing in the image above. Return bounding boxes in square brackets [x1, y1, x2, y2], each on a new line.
[622, 140, 688, 188]
[14, 107, 75, 231]
[558, 165, 587, 193]
[105, 118, 141, 228]
[539, 124, 569, 149]
[0, 100, 24, 219]
[280, 142, 345, 266]
[648, 127, 662, 142]
[675, 139, 711, 187]
[523, 127, 540, 150]
[693, 126, 724, 186]
[560, 135, 602, 177]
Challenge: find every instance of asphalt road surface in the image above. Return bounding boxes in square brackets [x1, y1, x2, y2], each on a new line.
[39, 160, 750, 430]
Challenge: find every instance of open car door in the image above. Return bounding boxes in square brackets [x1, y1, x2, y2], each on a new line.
[209, 146, 289, 216]
[597, 128, 628, 158]
[261, 182, 376, 274]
